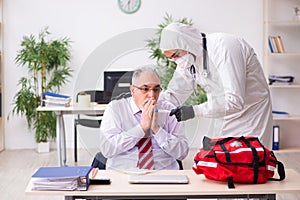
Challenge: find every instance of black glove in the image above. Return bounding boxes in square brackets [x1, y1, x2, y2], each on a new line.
[169, 106, 195, 122]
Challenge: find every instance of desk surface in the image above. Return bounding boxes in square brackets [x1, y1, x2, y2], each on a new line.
[37, 104, 107, 112]
[26, 169, 300, 198]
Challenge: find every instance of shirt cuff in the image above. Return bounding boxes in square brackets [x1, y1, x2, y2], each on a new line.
[153, 128, 168, 146]
[125, 124, 145, 139]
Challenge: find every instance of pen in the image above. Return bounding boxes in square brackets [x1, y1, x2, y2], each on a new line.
[155, 109, 171, 114]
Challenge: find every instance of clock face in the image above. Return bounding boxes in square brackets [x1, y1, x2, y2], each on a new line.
[118, 0, 141, 14]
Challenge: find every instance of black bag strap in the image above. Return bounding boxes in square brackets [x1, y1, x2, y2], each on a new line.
[274, 160, 286, 181]
[242, 136, 260, 184]
[203, 136, 235, 150]
[227, 177, 235, 189]
[268, 152, 286, 181]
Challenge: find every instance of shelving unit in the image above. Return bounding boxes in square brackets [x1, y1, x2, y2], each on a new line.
[269, 85, 300, 89]
[263, 0, 300, 151]
[273, 116, 300, 121]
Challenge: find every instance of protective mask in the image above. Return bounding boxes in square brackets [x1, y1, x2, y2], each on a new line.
[175, 53, 198, 96]
[175, 53, 195, 69]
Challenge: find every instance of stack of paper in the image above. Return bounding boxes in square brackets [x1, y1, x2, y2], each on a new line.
[269, 75, 294, 85]
[31, 166, 92, 191]
[42, 91, 71, 107]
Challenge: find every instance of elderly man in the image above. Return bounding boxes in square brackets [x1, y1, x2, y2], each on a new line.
[99, 66, 189, 171]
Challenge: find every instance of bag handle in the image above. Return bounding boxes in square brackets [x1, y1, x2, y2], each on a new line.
[203, 136, 235, 150]
[206, 136, 259, 146]
[269, 160, 286, 181]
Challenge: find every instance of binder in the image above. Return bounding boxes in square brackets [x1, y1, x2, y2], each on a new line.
[31, 166, 92, 191]
[272, 125, 280, 150]
[41, 91, 71, 107]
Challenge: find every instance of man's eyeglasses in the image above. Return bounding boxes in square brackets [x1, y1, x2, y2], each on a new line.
[133, 85, 162, 94]
[168, 50, 181, 60]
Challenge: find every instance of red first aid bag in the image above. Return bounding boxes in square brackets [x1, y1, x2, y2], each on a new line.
[192, 136, 285, 188]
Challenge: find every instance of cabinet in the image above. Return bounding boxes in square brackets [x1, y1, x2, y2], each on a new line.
[0, 0, 3, 151]
[263, 0, 300, 151]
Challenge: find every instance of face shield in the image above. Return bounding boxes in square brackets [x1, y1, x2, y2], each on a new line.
[160, 23, 203, 57]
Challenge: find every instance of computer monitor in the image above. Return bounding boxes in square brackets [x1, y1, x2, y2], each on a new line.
[104, 71, 133, 101]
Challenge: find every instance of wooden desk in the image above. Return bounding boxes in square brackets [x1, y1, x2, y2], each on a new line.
[37, 104, 107, 166]
[26, 169, 300, 200]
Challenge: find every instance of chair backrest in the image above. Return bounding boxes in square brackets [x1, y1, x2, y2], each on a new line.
[111, 92, 132, 101]
[91, 152, 107, 170]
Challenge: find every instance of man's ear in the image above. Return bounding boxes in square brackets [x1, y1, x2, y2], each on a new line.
[130, 85, 134, 95]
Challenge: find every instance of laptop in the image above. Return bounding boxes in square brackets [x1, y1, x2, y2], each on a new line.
[128, 174, 189, 184]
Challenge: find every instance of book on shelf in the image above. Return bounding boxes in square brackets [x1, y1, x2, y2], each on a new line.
[268, 36, 285, 53]
[277, 36, 285, 53]
[272, 110, 289, 118]
[273, 36, 281, 53]
[31, 166, 92, 191]
[268, 36, 276, 53]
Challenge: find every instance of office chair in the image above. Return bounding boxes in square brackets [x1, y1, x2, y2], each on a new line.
[74, 90, 110, 162]
[91, 152, 107, 170]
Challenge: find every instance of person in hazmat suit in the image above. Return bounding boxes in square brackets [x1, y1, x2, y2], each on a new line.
[159, 23, 273, 148]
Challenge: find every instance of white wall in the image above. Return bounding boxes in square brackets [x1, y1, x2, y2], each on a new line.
[3, 0, 263, 149]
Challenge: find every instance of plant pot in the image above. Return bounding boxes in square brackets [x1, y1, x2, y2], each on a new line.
[37, 141, 50, 153]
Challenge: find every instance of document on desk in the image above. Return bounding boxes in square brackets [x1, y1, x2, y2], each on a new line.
[128, 174, 189, 184]
[31, 166, 92, 191]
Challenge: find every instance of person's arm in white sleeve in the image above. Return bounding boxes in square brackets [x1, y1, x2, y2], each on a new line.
[99, 103, 144, 158]
[153, 116, 189, 161]
[193, 37, 246, 118]
[160, 66, 195, 107]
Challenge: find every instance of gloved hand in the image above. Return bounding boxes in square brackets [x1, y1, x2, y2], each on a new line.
[169, 105, 195, 122]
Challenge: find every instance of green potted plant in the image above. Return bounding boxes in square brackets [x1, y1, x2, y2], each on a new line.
[11, 28, 73, 152]
[146, 14, 207, 105]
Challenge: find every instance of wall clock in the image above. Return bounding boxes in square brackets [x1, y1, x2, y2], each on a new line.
[118, 0, 141, 14]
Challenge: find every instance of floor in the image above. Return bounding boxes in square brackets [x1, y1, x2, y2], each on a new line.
[0, 148, 93, 200]
[0, 148, 300, 200]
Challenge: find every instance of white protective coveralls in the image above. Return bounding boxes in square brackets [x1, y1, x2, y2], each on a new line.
[159, 23, 273, 148]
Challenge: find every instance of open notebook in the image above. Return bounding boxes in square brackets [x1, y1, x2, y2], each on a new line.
[128, 174, 189, 184]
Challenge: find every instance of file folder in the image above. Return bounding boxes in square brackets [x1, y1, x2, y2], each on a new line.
[31, 166, 92, 191]
[272, 125, 280, 150]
